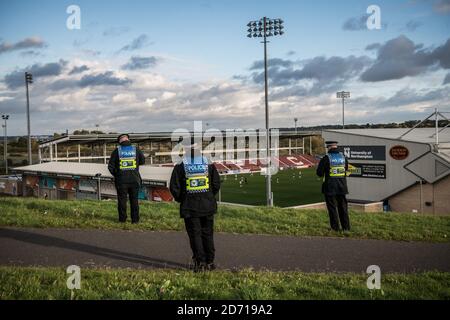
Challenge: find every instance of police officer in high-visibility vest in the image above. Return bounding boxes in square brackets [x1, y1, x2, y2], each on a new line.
[316, 141, 351, 231]
[169, 141, 221, 272]
[108, 134, 145, 223]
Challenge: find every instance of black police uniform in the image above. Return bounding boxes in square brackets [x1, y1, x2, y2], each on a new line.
[169, 156, 221, 270]
[316, 148, 351, 231]
[108, 140, 145, 223]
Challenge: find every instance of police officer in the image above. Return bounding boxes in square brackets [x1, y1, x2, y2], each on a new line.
[316, 141, 351, 231]
[169, 141, 221, 272]
[108, 134, 145, 223]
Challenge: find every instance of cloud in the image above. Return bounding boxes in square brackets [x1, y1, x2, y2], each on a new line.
[112, 93, 137, 104]
[360, 36, 450, 82]
[431, 38, 450, 68]
[365, 43, 381, 51]
[248, 55, 370, 88]
[19, 50, 43, 57]
[434, 0, 450, 14]
[405, 20, 423, 32]
[0, 37, 46, 55]
[68, 65, 90, 75]
[443, 73, 450, 85]
[3, 59, 67, 89]
[121, 56, 158, 70]
[79, 71, 132, 87]
[379, 87, 449, 108]
[48, 70, 131, 91]
[249, 58, 294, 71]
[103, 26, 130, 37]
[342, 15, 369, 31]
[118, 34, 152, 52]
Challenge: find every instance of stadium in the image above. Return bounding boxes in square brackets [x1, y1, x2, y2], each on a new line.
[2, 129, 323, 207]
[2, 124, 449, 213]
[1, 0, 449, 305]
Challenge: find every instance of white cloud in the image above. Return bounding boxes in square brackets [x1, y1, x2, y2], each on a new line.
[112, 93, 137, 104]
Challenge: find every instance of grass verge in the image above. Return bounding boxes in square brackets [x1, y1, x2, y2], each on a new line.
[0, 197, 449, 242]
[0, 266, 449, 300]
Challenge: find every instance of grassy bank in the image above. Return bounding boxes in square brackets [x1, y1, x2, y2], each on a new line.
[0, 197, 449, 242]
[0, 266, 448, 300]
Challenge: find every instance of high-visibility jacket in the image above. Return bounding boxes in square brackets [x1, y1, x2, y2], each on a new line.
[328, 152, 346, 178]
[183, 156, 210, 194]
[316, 150, 349, 195]
[108, 142, 145, 185]
[169, 156, 221, 218]
[118, 145, 137, 171]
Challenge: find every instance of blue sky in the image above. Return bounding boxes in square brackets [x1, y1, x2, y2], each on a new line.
[0, 0, 449, 135]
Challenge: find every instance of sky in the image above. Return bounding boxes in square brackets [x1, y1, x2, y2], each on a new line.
[0, 0, 449, 135]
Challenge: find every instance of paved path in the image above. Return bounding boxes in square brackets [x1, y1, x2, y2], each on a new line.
[1, 227, 449, 273]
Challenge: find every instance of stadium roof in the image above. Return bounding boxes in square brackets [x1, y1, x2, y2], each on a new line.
[39, 130, 321, 147]
[325, 128, 450, 143]
[13, 162, 172, 185]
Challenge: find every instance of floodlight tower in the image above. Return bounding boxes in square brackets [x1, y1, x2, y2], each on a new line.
[336, 91, 350, 129]
[247, 17, 284, 207]
[25, 72, 33, 164]
[2, 114, 9, 174]
[294, 117, 298, 154]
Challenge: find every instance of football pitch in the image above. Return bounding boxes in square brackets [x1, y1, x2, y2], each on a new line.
[219, 167, 323, 207]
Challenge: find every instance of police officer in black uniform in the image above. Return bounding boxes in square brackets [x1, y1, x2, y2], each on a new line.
[316, 141, 351, 231]
[108, 134, 145, 223]
[169, 141, 221, 272]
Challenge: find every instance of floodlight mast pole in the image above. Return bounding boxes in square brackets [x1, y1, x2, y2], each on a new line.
[247, 17, 284, 207]
[2, 115, 9, 174]
[337, 91, 350, 130]
[263, 16, 272, 207]
[294, 117, 298, 153]
[25, 72, 33, 165]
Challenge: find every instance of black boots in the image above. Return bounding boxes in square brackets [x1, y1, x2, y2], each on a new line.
[191, 258, 216, 272]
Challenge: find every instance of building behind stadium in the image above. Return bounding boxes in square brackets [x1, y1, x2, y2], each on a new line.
[323, 128, 450, 215]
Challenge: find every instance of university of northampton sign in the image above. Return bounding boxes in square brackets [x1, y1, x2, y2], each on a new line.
[389, 145, 409, 160]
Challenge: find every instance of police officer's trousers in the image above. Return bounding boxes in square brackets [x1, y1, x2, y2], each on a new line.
[324, 194, 350, 231]
[116, 182, 140, 223]
[184, 215, 215, 264]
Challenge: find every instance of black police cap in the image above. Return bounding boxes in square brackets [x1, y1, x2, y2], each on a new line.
[117, 133, 130, 142]
[325, 141, 338, 146]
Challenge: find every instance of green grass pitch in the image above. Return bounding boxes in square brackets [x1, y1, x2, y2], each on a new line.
[219, 167, 323, 207]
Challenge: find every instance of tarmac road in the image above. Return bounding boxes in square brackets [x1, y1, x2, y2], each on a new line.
[1, 227, 449, 273]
